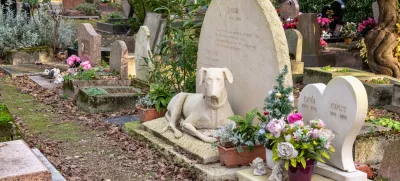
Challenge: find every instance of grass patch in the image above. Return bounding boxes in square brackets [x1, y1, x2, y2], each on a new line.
[364, 78, 392, 84]
[0, 79, 86, 141]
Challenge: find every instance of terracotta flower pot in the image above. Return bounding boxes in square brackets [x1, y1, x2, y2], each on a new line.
[217, 145, 266, 168]
[136, 106, 166, 123]
[288, 159, 316, 181]
[344, 37, 353, 45]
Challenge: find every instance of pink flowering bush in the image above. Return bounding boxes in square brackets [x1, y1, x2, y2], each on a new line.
[318, 17, 331, 29]
[81, 61, 92, 70]
[358, 18, 377, 37]
[266, 114, 336, 170]
[66, 55, 81, 68]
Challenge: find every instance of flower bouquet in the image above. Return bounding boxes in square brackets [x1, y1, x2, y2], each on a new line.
[266, 114, 335, 181]
[318, 17, 331, 32]
[357, 18, 376, 37]
[342, 22, 357, 44]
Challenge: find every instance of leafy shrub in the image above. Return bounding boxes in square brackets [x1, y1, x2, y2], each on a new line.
[106, 11, 124, 20]
[0, 0, 74, 54]
[148, 83, 173, 112]
[127, 17, 141, 34]
[136, 95, 156, 109]
[75, 3, 98, 16]
[364, 78, 392, 84]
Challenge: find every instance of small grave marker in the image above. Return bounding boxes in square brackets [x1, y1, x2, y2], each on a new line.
[77, 23, 101, 66]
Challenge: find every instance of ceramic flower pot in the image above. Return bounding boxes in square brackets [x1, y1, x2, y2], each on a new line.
[136, 106, 166, 123]
[288, 159, 316, 181]
[265, 148, 275, 169]
[217, 145, 266, 168]
[344, 37, 353, 45]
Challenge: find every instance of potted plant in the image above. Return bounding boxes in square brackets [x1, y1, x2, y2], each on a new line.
[266, 115, 335, 181]
[317, 17, 331, 34]
[136, 84, 172, 123]
[214, 108, 266, 168]
[342, 22, 357, 45]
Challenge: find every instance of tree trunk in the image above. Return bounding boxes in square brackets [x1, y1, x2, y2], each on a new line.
[365, 0, 399, 78]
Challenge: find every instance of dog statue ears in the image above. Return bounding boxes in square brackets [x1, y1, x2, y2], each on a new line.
[199, 67, 234, 86]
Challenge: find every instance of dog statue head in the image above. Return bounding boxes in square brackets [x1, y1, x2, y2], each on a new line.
[199, 67, 233, 99]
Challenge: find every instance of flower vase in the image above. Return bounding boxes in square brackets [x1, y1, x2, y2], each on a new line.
[344, 37, 353, 45]
[288, 159, 316, 181]
[265, 148, 275, 169]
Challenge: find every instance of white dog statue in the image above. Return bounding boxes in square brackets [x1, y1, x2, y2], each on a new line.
[162, 67, 235, 143]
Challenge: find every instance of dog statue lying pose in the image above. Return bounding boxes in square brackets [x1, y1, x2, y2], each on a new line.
[162, 67, 235, 143]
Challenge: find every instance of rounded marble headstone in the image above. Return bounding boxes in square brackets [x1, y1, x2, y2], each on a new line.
[196, 0, 292, 117]
[298, 76, 368, 172]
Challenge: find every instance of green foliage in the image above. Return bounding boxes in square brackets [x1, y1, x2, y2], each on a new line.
[86, 87, 106, 95]
[321, 66, 351, 72]
[63, 69, 99, 81]
[136, 95, 156, 109]
[321, 65, 334, 71]
[75, 3, 98, 16]
[0, 0, 74, 54]
[23, 0, 39, 7]
[106, 12, 124, 20]
[148, 83, 173, 112]
[335, 68, 351, 72]
[100, 0, 111, 3]
[364, 78, 392, 84]
[341, 22, 357, 38]
[264, 65, 294, 120]
[367, 117, 400, 132]
[127, 17, 141, 34]
[0, 105, 12, 123]
[215, 108, 263, 153]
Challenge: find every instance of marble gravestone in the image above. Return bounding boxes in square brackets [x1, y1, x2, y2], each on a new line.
[134, 26, 152, 82]
[279, 0, 299, 20]
[77, 23, 101, 67]
[285, 29, 303, 74]
[110, 40, 135, 80]
[298, 76, 368, 181]
[372, 2, 379, 23]
[197, 0, 293, 117]
[143, 12, 167, 54]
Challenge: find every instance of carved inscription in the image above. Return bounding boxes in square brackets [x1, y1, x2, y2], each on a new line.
[301, 96, 317, 112]
[329, 103, 347, 120]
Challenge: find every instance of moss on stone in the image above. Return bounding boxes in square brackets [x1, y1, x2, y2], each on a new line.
[0, 104, 13, 138]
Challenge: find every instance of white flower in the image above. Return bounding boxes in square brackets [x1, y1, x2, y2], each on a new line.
[277, 142, 298, 159]
[288, 96, 294, 103]
[318, 129, 335, 141]
[285, 134, 292, 142]
[269, 90, 274, 95]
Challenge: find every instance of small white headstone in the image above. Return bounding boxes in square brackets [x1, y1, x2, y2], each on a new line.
[298, 76, 368, 180]
[197, 0, 292, 117]
[134, 26, 152, 82]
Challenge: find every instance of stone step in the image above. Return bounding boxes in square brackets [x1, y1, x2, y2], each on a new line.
[237, 168, 333, 181]
[124, 121, 251, 181]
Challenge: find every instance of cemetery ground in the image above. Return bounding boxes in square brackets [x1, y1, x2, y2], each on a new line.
[0, 70, 191, 180]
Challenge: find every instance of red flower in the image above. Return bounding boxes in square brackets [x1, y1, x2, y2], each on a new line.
[276, 9, 280, 13]
[264, 111, 269, 116]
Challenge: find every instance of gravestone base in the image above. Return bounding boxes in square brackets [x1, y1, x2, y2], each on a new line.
[356, 75, 400, 106]
[303, 67, 375, 84]
[315, 162, 368, 181]
[29, 76, 62, 89]
[302, 52, 336, 67]
[5, 47, 53, 65]
[237, 168, 333, 181]
[0, 140, 52, 181]
[124, 121, 251, 181]
[62, 79, 131, 100]
[76, 86, 143, 113]
[383, 105, 400, 114]
[291, 61, 304, 74]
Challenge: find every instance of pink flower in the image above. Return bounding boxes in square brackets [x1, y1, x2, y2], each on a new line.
[320, 38, 327, 47]
[287, 113, 303, 124]
[266, 118, 285, 138]
[310, 119, 326, 129]
[293, 120, 304, 127]
[81, 61, 92, 70]
[311, 129, 319, 139]
[67, 55, 81, 66]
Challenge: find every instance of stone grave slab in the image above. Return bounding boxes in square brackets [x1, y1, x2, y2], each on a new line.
[197, 0, 292, 117]
[384, 83, 400, 114]
[77, 23, 101, 66]
[237, 168, 333, 181]
[142, 118, 219, 164]
[303, 67, 375, 84]
[134, 26, 151, 82]
[5, 47, 53, 65]
[379, 139, 400, 181]
[298, 76, 368, 180]
[77, 86, 143, 113]
[32, 148, 66, 181]
[124, 121, 251, 181]
[62, 79, 131, 100]
[356, 75, 400, 106]
[143, 12, 166, 54]
[285, 29, 304, 74]
[29, 76, 62, 89]
[0, 65, 45, 78]
[105, 115, 139, 126]
[0, 140, 51, 181]
[279, 0, 299, 20]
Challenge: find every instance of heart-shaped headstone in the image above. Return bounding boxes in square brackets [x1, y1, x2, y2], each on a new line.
[298, 76, 368, 172]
